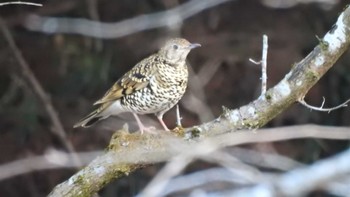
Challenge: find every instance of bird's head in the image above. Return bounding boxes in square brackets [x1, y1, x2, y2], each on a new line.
[158, 38, 201, 66]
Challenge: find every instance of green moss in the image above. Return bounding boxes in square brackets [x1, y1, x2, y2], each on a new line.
[316, 35, 329, 51]
[71, 174, 92, 197]
[320, 41, 329, 51]
[67, 164, 144, 197]
[107, 130, 141, 151]
[185, 127, 201, 138]
[241, 120, 261, 129]
[112, 164, 141, 180]
[265, 92, 272, 101]
[172, 126, 185, 137]
[114, 165, 132, 176]
[221, 106, 231, 119]
[75, 174, 84, 184]
[305, 71, 319, 82]
[192, 128, 201, 138]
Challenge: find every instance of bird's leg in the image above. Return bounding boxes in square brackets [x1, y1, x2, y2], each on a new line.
[156, 114, 170, 131]
[132, 113, 154, 134]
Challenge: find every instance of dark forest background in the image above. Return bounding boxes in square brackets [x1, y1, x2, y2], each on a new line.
[0, 0, 349, 196]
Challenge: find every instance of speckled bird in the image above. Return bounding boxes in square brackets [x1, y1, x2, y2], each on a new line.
[73, 38, 201, 133]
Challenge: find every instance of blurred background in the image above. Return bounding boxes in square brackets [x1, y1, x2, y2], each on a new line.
[0, 0, 349, 196]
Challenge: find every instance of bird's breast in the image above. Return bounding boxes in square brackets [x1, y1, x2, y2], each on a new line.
[121, 64, 188, 114]
[153, 65, 188, 95]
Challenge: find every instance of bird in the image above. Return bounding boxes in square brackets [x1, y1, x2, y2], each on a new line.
[73, 38, 201, 133]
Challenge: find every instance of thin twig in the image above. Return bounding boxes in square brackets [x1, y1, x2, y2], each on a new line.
[248, 59, 261, 64]
[249, 34, 268, 95]
[0, 1, 42, 6]
[261, 35, 268, 94]
[0, 17, 81, 166]
[299, 96, 350, 113]
[0, 149, 101, 181]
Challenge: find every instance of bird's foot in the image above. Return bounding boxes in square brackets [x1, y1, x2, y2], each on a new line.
[156, 116, 171, 131]
[132, 113, 156, 134]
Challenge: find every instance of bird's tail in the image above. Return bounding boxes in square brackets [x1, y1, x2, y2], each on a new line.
[73, 103, 110, 128]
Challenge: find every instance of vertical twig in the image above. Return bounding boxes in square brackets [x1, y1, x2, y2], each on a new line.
[0, 17, 81, 166]
[261, 35, 268, 95]
[249, 34, 269, 95]
[176, 104, 182, 127]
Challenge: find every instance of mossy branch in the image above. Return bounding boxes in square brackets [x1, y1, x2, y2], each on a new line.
[48, 5, 350, 197]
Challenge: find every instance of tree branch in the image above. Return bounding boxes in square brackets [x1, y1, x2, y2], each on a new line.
[226, 147, 350, 197]
[0, 1, 42, 7]
[0, 150, 101, 181]
[48, 125, 350, 196]
[23, 0, 233, 39]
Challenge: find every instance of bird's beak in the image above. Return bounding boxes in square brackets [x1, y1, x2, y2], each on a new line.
[188, 43, 201, 49]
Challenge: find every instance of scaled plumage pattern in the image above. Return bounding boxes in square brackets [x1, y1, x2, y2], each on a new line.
[74, 38, 200, 133]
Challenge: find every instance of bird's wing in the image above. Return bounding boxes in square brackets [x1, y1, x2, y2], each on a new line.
[94, 56, 157, 105]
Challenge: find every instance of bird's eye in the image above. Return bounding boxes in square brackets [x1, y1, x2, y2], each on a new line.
[173, 44, 178, 50]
